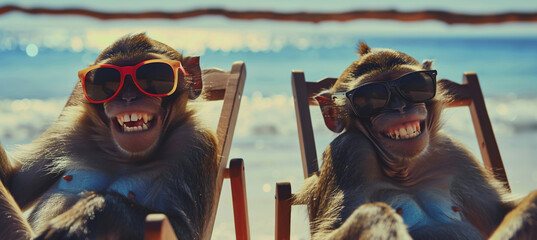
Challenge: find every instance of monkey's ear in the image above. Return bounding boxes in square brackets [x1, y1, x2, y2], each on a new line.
[182, 56, 202, 100]
[358, 42, 371, 56]
[315, 93, 344, 133]
[422, 60, 434, 70]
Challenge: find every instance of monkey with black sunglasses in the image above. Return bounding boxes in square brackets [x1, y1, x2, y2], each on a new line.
[294, 42, 537, 239]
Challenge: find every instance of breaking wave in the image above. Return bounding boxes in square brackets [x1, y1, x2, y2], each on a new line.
[2, 95, 537, 149]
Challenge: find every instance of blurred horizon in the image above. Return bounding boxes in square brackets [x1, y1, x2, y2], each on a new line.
[1, 1, 536, 61]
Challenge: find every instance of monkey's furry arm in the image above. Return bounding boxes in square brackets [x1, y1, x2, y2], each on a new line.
[9, 162, 62, 210]
[0, 179, 34, 240]
[0, 142, 14, 185]
[0, 142, 58, 216]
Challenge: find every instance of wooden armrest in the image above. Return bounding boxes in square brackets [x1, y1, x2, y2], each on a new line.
[275, 182, 292, 240]
[144, 213, 178, 240]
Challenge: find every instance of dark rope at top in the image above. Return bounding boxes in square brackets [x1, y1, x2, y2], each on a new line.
[1, 5, 536, 24]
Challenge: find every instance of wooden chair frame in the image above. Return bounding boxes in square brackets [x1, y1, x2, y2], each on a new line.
[275, 71, 509, 240]
[145, 61, 250, 240]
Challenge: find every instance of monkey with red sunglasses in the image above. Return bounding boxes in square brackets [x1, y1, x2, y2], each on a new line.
[0, 33, 218, 239]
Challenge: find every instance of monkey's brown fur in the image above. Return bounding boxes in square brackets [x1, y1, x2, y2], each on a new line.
[295, 43, 537, 239]
[0, 33, 218, 239]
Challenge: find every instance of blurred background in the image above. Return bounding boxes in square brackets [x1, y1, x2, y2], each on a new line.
[0, 1, 536, 239]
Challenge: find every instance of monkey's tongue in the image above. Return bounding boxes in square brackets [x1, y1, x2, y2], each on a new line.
[384, 120, 421, 140]
[123, 120, 149, 132]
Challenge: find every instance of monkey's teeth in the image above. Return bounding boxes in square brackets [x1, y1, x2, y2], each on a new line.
[122, 124, 148, 133]
[399, 127, 407, 136]
[386, 121, 421, 140]
[406, 126, 413, 134]
[142, 114, 153, 123]
[142, 114, 148, 123]
[131, 113, 138, 121]
[116, 113, 154, 133]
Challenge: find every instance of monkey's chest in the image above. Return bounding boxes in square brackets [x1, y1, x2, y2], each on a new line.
[370, 188, 462, 230]
[54, 170, 151, 205]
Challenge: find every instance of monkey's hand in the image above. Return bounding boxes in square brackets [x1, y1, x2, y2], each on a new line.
[490, 190, 537, 240]
[323, 202, 411, 240]
[35, 191, 152, 240]
[33, 192, 105, 240]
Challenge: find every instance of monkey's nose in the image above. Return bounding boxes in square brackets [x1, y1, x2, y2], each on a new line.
[120, 76, 141, 102]
[386, 92, 407, 113]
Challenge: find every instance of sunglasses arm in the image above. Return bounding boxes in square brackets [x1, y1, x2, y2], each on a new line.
[331, 92, 347, 101]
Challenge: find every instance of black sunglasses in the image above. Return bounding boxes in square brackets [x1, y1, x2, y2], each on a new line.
[332, 70, 437, 118]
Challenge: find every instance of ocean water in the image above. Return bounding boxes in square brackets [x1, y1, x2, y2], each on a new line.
[1, 35, 537, 239]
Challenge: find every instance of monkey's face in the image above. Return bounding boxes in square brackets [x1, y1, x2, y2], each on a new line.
[355, 68, 431, 159]
[94, 56, 177, 159]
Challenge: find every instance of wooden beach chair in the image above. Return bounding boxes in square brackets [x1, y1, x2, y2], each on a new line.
[274, 71, 509, 240]
[140, 61, 250, 240]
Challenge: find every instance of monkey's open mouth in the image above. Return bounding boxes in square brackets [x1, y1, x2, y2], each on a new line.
[115, 112, 154, 133]
[383, 120, 424, 140]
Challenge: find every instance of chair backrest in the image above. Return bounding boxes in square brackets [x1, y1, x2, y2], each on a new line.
[439, 73, 508, 189]
[276, 70, 509, 240]
[200, 62, 247, 239]
[291, 71, 336, 179]
[291, 71, 337, 178]
[145, 62, 248, 240]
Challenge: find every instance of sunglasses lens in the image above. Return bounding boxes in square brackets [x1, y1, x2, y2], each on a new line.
[84, 68, 121, 102]
[397, 72, 436, 102]
[352, 84, 389, 117]
[136, 62, 176, 95]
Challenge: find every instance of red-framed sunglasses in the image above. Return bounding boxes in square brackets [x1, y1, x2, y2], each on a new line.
[78, 59, 186, 103]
